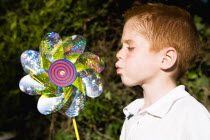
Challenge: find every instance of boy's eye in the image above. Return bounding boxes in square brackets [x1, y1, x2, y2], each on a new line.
[127, 47, 134, 51]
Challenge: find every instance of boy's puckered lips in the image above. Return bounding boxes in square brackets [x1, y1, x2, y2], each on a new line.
[115, 63, 122, 73]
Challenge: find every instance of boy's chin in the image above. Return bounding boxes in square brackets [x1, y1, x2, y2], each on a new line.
[124, 84, 135, 87]
[121, 79, 138, 87]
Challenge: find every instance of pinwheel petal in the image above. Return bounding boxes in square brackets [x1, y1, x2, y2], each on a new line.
[40, 55, 52, 71]
[79, 70, 103, 98]
[39, 32, 62, 62]
[39, 83, 58, 96]
[72, 77, 86, 94]
[31, 73, 50, 86]
[37, 94, 65, 115]
[21, 50, 46, 75]
[65, 91, 86, 117]
[74, 62, 92, 73]
[66, 53, 82, 63]
[76, 52, 104, 73]
[63, 35, 86, 58]
[19, 75, 45, 95]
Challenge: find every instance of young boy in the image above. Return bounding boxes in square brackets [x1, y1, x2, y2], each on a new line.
[115, 3, 210, 140]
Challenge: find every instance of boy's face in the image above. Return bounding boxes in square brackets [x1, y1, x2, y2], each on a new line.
[116, 19, 160, 87]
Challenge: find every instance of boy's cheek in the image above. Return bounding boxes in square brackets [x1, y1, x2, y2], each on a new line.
[126, 53, 135, 59]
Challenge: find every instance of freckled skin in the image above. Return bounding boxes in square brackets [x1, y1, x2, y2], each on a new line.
[116, 19, 160, 87]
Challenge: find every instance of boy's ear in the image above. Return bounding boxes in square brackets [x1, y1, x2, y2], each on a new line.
[159, 47, 177, 70]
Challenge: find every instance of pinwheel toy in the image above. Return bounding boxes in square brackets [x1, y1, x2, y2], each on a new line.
[19, 32, 104, 139]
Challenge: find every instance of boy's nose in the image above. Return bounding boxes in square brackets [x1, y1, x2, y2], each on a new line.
[116, 49, 123, 60]
[116, 48, 127, 60]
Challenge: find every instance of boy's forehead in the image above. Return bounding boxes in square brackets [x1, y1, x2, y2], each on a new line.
[121, 21, 137, 42]
[121, 24, 147, 44]
[124, 18, 138, 30]
[122, 18, 147, 37]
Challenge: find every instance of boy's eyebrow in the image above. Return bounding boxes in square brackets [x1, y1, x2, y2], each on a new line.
[121, 39, 134, 44]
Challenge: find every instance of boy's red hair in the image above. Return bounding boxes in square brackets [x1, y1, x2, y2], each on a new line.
[124, 3, 200, 79]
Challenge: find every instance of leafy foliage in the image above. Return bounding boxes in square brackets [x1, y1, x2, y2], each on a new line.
[180, 15, 210, 110]
[0, 0, 209, 139]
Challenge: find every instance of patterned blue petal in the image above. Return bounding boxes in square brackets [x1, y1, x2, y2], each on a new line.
[19, 75, 45, 95]
[76, 52, 104, 73]
[65, 91, 86, 117]
[37, 93, 65, 115]
[63, 35, 86, 58]
[39, 32, 62, 62]
[21, 50, 46, 75]
[79, 69, 103, 98]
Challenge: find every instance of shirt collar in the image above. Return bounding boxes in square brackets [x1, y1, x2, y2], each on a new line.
[123, 98, 144, 117]
[123, 85, 190, 118]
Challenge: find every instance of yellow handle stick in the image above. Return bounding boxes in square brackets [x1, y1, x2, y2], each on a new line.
[72, 117, 80, 140]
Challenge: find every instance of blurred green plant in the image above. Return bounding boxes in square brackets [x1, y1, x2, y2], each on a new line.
[54, 130, 75, 140]
[180, 15, 210, 110]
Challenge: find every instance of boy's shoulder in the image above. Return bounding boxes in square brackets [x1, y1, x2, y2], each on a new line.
[174, 94, 210, 118]
[174, 92, 210, 137]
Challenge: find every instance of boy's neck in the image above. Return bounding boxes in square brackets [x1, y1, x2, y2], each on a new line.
[141, 77, 177, 110]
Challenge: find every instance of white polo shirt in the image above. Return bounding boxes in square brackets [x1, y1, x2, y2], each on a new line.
[120, 85, 210, 140]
